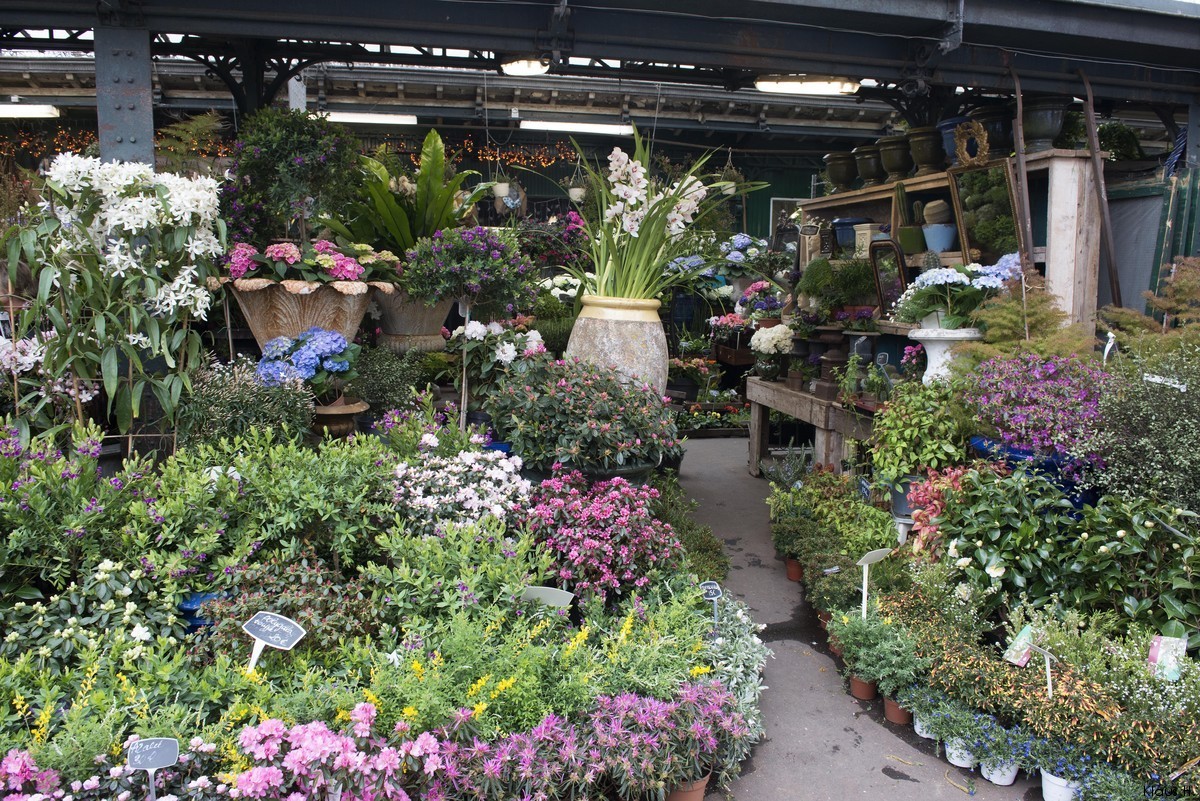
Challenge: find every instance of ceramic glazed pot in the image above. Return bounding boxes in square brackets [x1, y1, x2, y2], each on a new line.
[565, 295, 668, 395]
[851, 145, 886, 186]
[922, 223, 958, 253]
[895, 225, 926, 255]
[754, 356, 784, 382]
[936, 115, 971, 165]
[228, 279, 372, 350]
[823, 152, 858, 193]
[374, 288, 454, 354]
[907, 126, 946, 175]
[313, 398, 369, 440]
[1022, 96, 1070, 152]
[877, 135, 914, 182]
[848, 676, 877, 700]
[890, 475, 921, 519]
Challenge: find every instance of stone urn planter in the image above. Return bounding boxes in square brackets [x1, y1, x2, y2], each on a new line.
[907, 126, 946, 175]
[373, 286, 454, 354]
[312, 397, 370, 440]
[851, 145, 885, 186]
[224, 278, 375, 350]
[908, 322, 983, 384]
[564, 295, 668, 395]
[1022, 96, 1070, 152]
[877, 135, 914, 182]
[823, 152, 858, 193]
[970, 104, 1014, 154]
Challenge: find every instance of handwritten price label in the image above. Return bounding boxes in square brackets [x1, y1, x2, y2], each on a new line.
[242, 611, 306, 672]
[127, 738, 178, 801]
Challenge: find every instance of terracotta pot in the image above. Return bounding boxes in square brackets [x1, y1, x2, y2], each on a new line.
[907, 126, 946, 175]
[876, 135, 913, 182]
[817, 610, 831, 630]
[374, 288, 454, 354]
[755, 317, 783, 329]
[565, 295, 669, 395]
[228, 279, 372, 350]
[828, 636, 843, 658]
[848, 676, 878, 700]
[313, 398, 369, 440]
[823, 152, 858, 193]
[883, 697, 913, 725]
[666, 773, 711, 801]
[785, 557, 803, 582]
[851, 145, 885, 186]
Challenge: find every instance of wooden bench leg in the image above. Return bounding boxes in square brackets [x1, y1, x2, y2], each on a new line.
[814, 426, 845, 470]
[748, 400, 769, 476]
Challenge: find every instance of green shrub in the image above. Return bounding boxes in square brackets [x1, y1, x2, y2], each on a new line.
[347, 346, 426, 411]
[651, 473, 729, 581]
[532, 316, 575, 356]
[176, 356, 314, 447]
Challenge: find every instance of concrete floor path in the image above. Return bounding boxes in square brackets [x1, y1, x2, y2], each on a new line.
[676, 438, 1040, 801]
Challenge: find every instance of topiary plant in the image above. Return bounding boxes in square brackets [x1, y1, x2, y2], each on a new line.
[870, 380, 971, 487]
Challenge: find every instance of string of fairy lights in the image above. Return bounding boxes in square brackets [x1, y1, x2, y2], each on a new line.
[1, 126, 579, 170]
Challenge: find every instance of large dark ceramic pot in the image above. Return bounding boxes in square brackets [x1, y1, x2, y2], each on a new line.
[851, 145, 885, 186]
[1022, 96, 1070, 152]
[970, 104, 1014, 154]
[877, 135, 913, 182]
[823, 152, 858, 192]
[936, 115, 971, 166]
[907, 126, 946, 175]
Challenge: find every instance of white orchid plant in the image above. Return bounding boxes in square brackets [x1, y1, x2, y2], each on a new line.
[565, 127, 751, 299]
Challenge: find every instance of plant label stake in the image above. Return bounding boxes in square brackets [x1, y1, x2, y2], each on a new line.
[856, 548, 892, 620]
[699, 581, 723, 631]
[1026, 642, 1057, 698]
[242, 611, 306, 673]
[521, 586, 575, 608]
[458, 296, 472, 431]
[127, 737, 178, 801]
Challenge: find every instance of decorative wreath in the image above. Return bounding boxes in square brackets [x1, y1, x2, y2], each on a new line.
[955, 119, 991, 167]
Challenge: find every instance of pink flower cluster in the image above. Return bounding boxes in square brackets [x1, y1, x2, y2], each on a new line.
[228, 242, 259, 279]
[263, 242, 301, 264]
[326, 253, 365, 281]
[528, 471, 683, 600]
[234, 703, 442, 800]
[2, 748, 62, 800]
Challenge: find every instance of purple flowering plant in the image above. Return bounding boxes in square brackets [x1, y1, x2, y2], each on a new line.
[964, 352, 1106, 478]
[256, 327, 361, 404]
[402, 226, 534, 307]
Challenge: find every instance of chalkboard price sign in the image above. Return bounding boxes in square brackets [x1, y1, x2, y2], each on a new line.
[127, 737, 179, 801]
[699, 581, 723, 601]
[242, 611, 306, 672]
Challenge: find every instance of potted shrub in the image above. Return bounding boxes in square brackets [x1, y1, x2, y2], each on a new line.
[870, 380, 971, 519]
[322, 131, 495, 353]
[871, 626, 933, 725]
[255, 327, 364, 438]
[770, 515, 822, 582]
[345, 346, 427, 426]
[486, 358, 682, 481]
[924, 699, 986, 769]
[403, 226, 534, 320]
[897, 684, 950, 741]
[805, 552, 858, 627]
[826, 609, 892, 700]
[177, 356, 315, 446]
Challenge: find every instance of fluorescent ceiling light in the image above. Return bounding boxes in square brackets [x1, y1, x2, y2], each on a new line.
[754, 75, 860, 95]
[0, 104, 60, 118]
[324, 111, 417, 125]
[501, 59, 550, 77]
[520, 120, 634, 135]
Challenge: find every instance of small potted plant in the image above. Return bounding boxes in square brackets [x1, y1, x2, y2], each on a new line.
[805, 552, 858, 628]
[923, 699, 986, 769]
[749, 324, 793, 382]
[560, 172, 589, 203]
[403, 226, 535, 313]
[256, 327, 363, 438]
[896, 684, 949, 741]
[770, 515, 822, 582]
[1030, 737, 1094, 801]
[893, 183, 926, 255]
[826, 608, 891, 700]
[491, 168, 513, 198]
[870, 380, 970, 519]
[974, 720, 1034, 786]
[871, 627, 933, 725]
[737, 280, 785, 325]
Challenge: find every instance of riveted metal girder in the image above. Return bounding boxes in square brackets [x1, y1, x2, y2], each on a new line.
[94, 25, 155, 164]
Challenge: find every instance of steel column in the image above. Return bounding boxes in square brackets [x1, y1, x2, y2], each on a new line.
[94, 26, 155, 164]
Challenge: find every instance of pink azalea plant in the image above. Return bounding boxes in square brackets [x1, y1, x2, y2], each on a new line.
[225, 239, 399, 284]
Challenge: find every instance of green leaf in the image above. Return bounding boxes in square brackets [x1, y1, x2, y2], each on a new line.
[1162, 593, 1188, 621]
[101, 348, 120, 401]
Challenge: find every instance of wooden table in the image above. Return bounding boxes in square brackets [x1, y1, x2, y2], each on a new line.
[745, 377, 873, 475]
